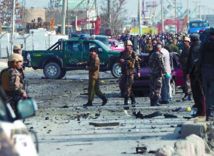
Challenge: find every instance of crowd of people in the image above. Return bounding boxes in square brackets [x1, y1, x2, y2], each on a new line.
[1, 29, 214, 122]
[113, 29, 214, 121]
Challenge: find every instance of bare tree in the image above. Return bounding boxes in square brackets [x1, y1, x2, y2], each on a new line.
[100, 0, 127, 35]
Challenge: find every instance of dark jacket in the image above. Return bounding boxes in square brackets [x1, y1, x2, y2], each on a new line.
[186, 41, 201, 74]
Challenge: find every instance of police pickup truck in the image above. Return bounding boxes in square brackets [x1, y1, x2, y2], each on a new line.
[23, 35, 122, 79]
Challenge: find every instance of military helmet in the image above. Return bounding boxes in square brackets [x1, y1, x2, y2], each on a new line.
[125, 40, 133, 46]
[13, 45, 21, 50]
[8, 53, 23, 62]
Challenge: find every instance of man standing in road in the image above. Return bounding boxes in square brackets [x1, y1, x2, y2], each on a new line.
[118, 40, 140, 108]
[148, 43, 166, 106]
[199, 27, 214, 121]
[144, 37, 153, 53]
[181, 37, 192, 101]
[1, 53, 27, 113]
[186, 34, 205, 117]
[77, 47, 108, 107]
[159, 42, 171, 104]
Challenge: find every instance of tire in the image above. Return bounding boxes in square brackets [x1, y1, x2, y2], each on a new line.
[111, 62, 121, 78]
[170, 79, 176, 96]
[43, 62, 62, 79]
[58, 69, 66, 79]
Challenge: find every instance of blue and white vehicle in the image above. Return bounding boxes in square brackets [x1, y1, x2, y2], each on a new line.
[188, 20, 209, 34]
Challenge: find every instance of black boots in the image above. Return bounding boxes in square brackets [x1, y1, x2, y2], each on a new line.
[206, 109, 214, 121]
[83, 101, 93, 107]
[182, 94, 192, 101]
[130, 96, 136, 107]
[151, 99, 161, 106]
[102, 96, 108, 106]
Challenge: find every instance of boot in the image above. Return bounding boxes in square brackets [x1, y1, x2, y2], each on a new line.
[130, 96, 136, 107]
[182, 94, 188, 101]
[206, 108, 214, 121]
[188, 94, 192, 101]
[83, 101, 93, 107]
[101, 96, 108, 106]
[124, 97, 129, 105]
[151, 99, 161, 106]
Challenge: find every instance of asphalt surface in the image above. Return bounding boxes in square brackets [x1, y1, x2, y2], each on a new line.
[0, 60, 195, 156]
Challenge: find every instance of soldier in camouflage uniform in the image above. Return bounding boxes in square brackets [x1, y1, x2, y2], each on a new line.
[1, 53, 27, 113]
[143, 37, 153, 53]
[77, 47, 108, 107]
[13, 45, 25, 84]
[118, 40, 140, 107]
[148, 43, 166, 106]
[181, 37, 192, 101]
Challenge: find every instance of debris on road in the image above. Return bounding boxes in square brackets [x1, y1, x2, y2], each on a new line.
[136, 146, 147, 154]
[89, 122, 119, 127]
[164, 114, 178, 118]
[133, 111, 162, 119]
[172, 107, 182, 112]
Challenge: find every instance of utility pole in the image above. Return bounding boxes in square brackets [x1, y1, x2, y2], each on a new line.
[187, 0, 189, 25]
[108, 0, 111, 29]
[175, 0, 177, 33]
[161, 0, 164, 33]
[61, 0, 66, 35]
[139, 0, 142, 35]
[10, 0, 16, 55]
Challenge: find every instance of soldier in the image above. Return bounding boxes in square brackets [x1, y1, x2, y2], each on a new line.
[148, 43, 166, 106]
[1, 53, 27, 113]
[199, 27, 214, 121]
[181, 37, 192, 101]
[164, 39, 180, 53]
[144, 37, 153, 53]
[118, 40, 140, 108]
[13, 45, 25, 83]
[186, 33, 205, 117]
[77, 47, 107, 107]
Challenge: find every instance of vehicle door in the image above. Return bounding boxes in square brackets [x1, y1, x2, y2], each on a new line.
[83, 41, 108, 66]
[171, 53, 184, 86]
[64, 41, 83, 67]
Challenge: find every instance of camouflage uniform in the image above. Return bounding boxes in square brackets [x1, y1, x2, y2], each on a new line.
[148, 51, 166, 105]
[118, 50, 140, 98]
[5, 68, 24, 111]
[181, 46, 192, 95]
[144, 43, 153, 53]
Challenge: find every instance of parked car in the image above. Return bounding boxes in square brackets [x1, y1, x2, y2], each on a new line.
[0, 87, 38, 156]
[119, 52, 184, 96]
[109, 39, 125, 51]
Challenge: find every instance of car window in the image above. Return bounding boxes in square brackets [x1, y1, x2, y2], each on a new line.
[67, 42, 81, 52]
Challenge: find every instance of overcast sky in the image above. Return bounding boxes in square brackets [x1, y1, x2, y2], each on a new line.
[26, 0, 214, 17]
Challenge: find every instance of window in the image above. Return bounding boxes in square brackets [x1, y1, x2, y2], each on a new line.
[67, 42, 81, 52]
[84, 42, 99, 52]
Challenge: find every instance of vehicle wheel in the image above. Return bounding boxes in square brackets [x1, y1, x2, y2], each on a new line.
[43, 62, 62, 79]
[111, 62, 121, 78]
[58, 69, 66, 79]
[170, 79, 176, 96]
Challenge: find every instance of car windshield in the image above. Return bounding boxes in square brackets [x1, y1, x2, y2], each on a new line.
[95, 40, 110, 51]
[95, 36, 109, 47]
[190, 22, 207, 28]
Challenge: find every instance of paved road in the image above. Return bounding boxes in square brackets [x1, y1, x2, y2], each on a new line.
[20, 68, 195, 156]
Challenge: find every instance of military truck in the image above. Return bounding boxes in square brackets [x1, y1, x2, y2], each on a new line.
[23, 36, 122, 79]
